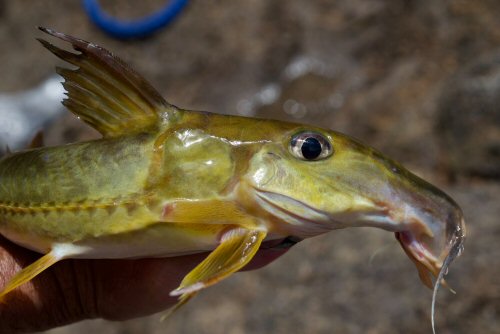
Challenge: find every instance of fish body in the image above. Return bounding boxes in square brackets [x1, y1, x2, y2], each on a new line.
[0, 28, 465, 323]
[0, 112, 332, 256]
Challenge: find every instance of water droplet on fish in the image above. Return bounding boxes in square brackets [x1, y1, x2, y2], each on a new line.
[457, 244, 464, 257]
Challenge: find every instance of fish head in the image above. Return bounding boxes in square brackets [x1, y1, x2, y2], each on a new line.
[244, 126, 466, 287]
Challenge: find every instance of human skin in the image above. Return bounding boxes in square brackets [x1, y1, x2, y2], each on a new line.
[0, 236, 288, 333]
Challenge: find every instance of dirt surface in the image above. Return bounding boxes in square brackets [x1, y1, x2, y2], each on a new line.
[0, 1, 499, 333]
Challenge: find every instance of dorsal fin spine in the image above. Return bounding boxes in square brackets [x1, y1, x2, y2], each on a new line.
[38, 27, 178, 137]
[56, 68, 130, 119]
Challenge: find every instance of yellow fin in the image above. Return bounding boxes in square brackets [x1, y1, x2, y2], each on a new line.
[160, 292, 196, 321]
[168, 228, 266, 311]
[0, 244, 87, 301]
[37, 27, 179, 137]
[0, 252, 59, 301]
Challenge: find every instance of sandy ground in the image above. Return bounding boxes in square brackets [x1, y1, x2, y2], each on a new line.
[0, 1, 499, 333]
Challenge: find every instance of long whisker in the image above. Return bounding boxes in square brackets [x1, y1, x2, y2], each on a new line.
[431, 225, 465, 334]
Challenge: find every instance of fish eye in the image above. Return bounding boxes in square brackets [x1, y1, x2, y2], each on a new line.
[289, 131, 333, 161]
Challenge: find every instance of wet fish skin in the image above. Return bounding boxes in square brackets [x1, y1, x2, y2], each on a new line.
[0, 28, 465, 320]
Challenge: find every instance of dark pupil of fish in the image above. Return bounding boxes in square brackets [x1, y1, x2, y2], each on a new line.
[301, 137, 322, 160]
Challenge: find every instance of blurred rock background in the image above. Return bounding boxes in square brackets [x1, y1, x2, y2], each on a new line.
[0, 0, 498, 333]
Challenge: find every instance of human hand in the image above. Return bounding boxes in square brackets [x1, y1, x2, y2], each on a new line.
[0, 236, 290, 333]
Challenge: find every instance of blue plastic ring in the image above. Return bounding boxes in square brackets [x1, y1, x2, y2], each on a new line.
[82, 0, 189, 39]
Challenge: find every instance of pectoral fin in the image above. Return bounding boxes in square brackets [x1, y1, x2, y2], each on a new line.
[168, 228, 266, 311]
[0, 244, 87, 301]
[37, 27, 179, 137]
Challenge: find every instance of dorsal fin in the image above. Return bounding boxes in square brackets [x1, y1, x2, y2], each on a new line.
[37, 27, 178, 137]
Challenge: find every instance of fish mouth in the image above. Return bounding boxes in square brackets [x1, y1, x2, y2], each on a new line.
[395, 215, 466, 289]
[395, 230, 441, 288]
[394, 214, 465, 334]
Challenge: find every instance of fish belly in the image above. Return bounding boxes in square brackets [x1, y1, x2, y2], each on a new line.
[0, 221, 225, 259]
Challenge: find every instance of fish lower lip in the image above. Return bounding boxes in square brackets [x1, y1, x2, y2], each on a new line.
[395, 230, 441, 288]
